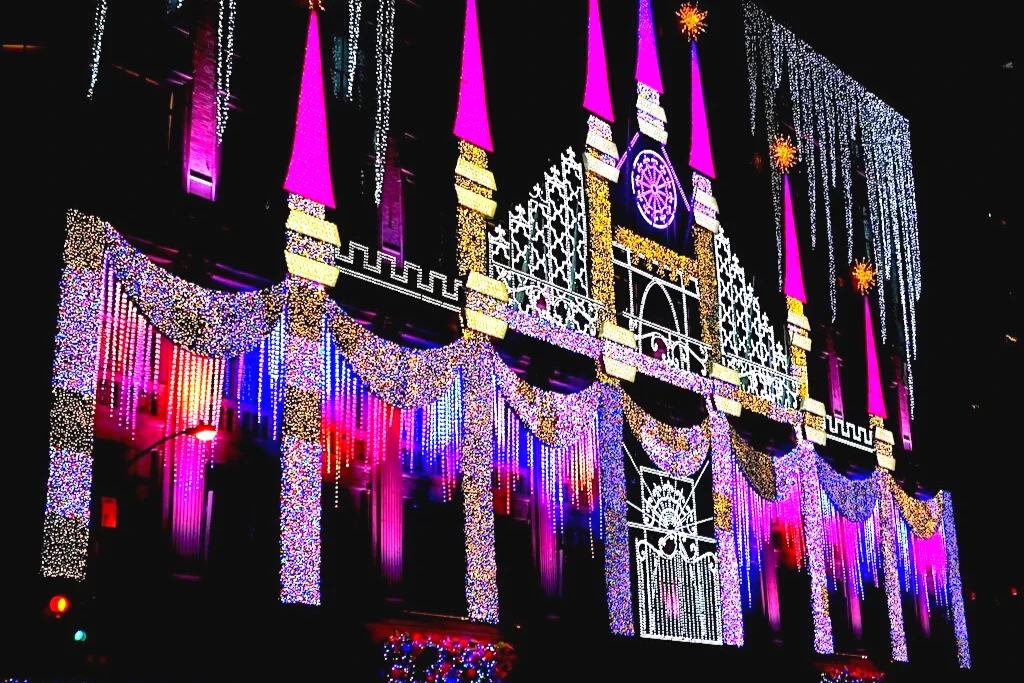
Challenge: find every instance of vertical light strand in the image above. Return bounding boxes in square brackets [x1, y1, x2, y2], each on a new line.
[280, 279, 325, 605]
[216, 0, 237, 142]
[42, 211, 107, 580]
[161, 345, 219, 564]
[87, 0, 109, 98]
[461, 342, 498, 623]
[373, 0, 396, 205]
[744, 3, 922, 404]
[942, 491, 970, 668]
[877, 473, 909, 662]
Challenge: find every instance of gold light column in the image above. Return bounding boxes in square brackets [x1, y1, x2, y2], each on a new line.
[584, 115, 621, 383]
[455, 141, 496, 279]
[787, 297, 826, 445]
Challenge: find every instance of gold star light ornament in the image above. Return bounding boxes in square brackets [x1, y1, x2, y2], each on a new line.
[676, 3, 708, 41]
[851, 260, 877, 296]
[770, 134, 798, 173]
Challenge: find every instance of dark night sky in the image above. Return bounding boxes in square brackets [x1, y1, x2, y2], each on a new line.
[2, 0, 1019, 670]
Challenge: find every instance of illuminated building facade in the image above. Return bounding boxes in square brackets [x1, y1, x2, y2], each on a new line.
[32, 1, 971, 680]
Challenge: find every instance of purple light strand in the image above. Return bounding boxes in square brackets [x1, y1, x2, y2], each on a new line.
[941, 491, 970, 668]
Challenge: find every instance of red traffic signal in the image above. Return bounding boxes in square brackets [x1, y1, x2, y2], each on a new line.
[49, 594, 71, 616]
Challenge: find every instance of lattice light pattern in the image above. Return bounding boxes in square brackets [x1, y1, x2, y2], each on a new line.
[489, 147, 601, 335]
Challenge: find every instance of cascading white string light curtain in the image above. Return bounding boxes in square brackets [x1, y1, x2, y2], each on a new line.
[743, 3, 922, 413]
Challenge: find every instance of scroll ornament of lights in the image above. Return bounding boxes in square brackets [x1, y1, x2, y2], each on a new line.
[631, 149, 679, 229]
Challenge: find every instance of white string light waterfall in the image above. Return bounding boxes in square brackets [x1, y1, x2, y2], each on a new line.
[744, 3, 921, 412]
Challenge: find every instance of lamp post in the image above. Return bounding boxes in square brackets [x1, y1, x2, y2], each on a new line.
[123, 424, 217, 472]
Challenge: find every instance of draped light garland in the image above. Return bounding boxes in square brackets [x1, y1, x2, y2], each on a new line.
[106, 230, 287, 358]
[818, 460, 881, 522]
[744, 3, 921, 413]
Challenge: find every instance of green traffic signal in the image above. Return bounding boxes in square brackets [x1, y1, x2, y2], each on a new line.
[74, 630, 87, 642]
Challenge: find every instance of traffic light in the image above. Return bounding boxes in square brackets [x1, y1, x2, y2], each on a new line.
[49, 594, 71, 617]
[74, 629, 88, 642]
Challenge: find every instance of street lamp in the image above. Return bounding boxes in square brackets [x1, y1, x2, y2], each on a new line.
[123, 424, 218, 471]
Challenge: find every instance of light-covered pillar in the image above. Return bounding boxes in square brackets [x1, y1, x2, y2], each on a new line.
[41, 211, 107, 580]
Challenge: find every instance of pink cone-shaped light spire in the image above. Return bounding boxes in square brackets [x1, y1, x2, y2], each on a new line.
[782, 175, 806, 302]
[864, 296, 888, 419]
[284, 10, 336, 208]
[636, 0, 663, 93]
[584, 0, 614, 121]
[454, 0, 493, 151]
[689, 42, 715, 178]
